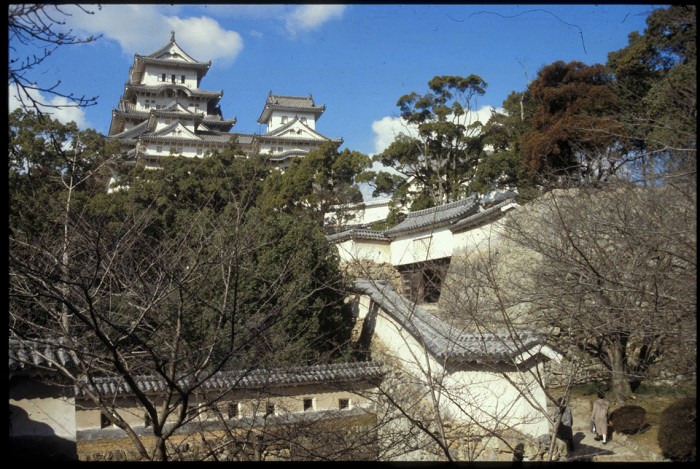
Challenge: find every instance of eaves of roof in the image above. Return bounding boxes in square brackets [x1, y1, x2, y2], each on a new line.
[326, 229, 390, 244]
[9, 338, 82, 375]
[383, 196, 480, 238]
[449, 199, 518, 233]
[125, 83, 222, 98]
[353, 279, 558, 367]
[74, 361, 385, 398]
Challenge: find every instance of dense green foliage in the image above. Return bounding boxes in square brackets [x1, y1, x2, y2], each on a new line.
[360, 74, 488, 210]
[260, 142, 369, 226]
[9, 111, 354, 369]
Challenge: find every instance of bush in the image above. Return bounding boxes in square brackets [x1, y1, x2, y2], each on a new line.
[609, 405, 647, 434]
[658, 397, 696, 462]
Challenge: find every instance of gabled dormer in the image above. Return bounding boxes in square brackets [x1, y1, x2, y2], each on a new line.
[147, 101, 203, 133]
[129, 32, 212, 88]
[257, 92, 326, 133]
[265, 117, 329, 140]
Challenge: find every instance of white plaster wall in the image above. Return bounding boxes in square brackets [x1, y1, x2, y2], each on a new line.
[390, 226, 455, 266]
[10, 377, 76, 441]
[362, 294, 549, 437]
[359, 202, 391, 224]
[325, 200, 391, 227]
[143, 142, 206, 159]
[143, 67, 196, 88]
[335, 239, 391, 264]
[452, 221, 505, 256]
[444, 368, 549, 437]
[268, 111, 316, 132]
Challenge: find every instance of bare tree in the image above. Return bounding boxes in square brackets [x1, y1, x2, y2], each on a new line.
[501, 181, 696, 402]
[8, 4, 101, 115]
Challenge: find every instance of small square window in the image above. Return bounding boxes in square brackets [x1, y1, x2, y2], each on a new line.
[181, 75, 185, 84]
[303, 398, 313, 412]
[339, 399, 350, 410]
[196, 148, 203, 155]
[265, 403, 275, 417]
[281, 116, 288, 124]
[227, 402, 239, 419]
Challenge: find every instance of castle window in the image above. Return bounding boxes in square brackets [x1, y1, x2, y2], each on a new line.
[144, 412, 152, 428]
[227, 402, 240, 419]
[339, 399, 350, 410]
[181, 75, 185, 84]
[300, 117, 307, 124]
[281, 116, 288, 124]
[265, 403, 275, 417]
[303, 398, 314, 412]
[157, 145, 163, 153]
[100, 413, 112, 429]
[161, 73, 166, 82]
[171, 74, 176, 83]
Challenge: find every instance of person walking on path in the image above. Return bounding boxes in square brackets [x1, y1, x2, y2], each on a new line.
[591, 391, 611, 445]
[552, 398, 575, 451]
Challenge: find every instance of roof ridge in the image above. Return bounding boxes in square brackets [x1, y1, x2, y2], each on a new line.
[405, 196, 477, 219]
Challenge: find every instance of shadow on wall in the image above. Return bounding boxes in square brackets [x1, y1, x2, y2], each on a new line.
[9, 404, 78, 461]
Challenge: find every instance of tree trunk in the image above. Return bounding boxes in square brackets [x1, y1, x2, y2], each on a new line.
[607, 341, 632, 402]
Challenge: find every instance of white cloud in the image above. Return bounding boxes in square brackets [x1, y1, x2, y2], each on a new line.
[371, 116, 419, 155]
[195, 5, 288, 19]
[370, 105, 501, 155]
[285, 5, 346, 36]
[166, 16, 244, 65]
[61, 5, 243, 64]
[8, 84, 89, 129]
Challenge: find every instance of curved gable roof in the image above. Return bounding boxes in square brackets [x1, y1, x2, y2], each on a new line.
[263, 117, 330, 140]
[258, 92, 326, 123]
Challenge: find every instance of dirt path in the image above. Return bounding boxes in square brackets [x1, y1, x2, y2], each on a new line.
[565, 398, 665, 462]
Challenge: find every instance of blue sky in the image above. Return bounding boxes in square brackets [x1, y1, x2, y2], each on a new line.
[9, 4, 661, 156]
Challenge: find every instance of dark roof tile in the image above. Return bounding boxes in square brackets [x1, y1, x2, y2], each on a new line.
[384, 196, 480, 237]
[74, 361, 384, 398]
[353, 279, 552, 366]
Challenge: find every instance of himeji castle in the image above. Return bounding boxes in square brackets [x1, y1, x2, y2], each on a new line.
[107, 32, 341, 188]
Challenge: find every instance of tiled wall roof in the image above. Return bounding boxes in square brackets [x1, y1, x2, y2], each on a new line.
[9, 338, 82, 372]
[326, 229, 390, 243]
[449, 198, 517, 232]
[354, 279, 550, 366]
[383, 196, 480, 237]
[74, 361, 385, 398]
